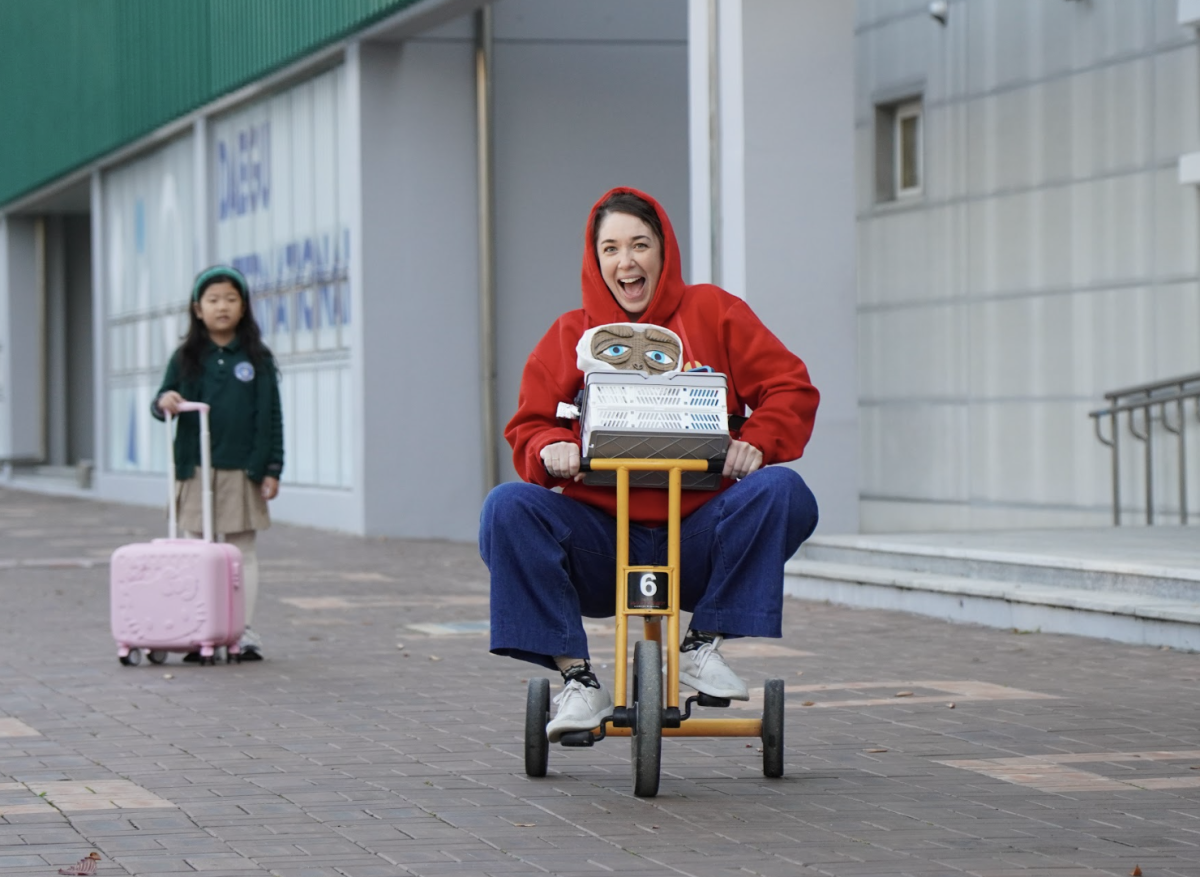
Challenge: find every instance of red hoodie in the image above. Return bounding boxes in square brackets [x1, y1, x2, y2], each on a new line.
[505, 187, 819, 526]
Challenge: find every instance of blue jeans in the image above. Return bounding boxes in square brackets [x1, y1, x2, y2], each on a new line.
[479, 466, 819, 670]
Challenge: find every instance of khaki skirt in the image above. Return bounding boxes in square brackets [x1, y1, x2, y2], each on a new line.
[176, 469, 271, 535]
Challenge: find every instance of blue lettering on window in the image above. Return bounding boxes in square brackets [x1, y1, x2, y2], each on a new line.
[226, 227, 352, 336]
[216, 121, 271, 221]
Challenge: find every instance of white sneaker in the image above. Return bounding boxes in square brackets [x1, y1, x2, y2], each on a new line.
[546, 672, 613, 743]
[238, 626, 264, 661]
[678, 635, 749, 700]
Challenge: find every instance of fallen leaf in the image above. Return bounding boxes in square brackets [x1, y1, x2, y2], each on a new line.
[58, 852, 101, 876]
[947, 703, 955, 709]
[1131, 866, 1142, 876]
[396, 643, 405, 650]
[429, 655, 442, 662]
[894, 691, 914, 697]
[163, 673, 173, 680]
[802, 700, 815, 706]
[651, 825, 660, 829]
[1191, 766, 1200, 770]
[865, 748, 887, 753]
[513, 822, 536, 827]
[745, 743, 753, 748]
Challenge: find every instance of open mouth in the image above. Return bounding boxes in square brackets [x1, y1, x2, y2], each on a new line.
[618, 277, 647, 298]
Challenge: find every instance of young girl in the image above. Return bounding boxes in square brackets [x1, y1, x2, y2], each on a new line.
[151, 265, 284, 661]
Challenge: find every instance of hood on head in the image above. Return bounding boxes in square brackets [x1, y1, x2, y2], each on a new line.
[580, 187, 686, 326]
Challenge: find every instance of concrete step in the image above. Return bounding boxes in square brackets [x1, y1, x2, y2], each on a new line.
[784, 532, 1200, 652]
[798, 534, 1200, 599]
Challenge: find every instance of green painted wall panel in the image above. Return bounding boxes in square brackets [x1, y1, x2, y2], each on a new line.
[0, 0, 422, 208]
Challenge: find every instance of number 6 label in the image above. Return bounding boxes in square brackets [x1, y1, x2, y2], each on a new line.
[627, 570, 669, 611]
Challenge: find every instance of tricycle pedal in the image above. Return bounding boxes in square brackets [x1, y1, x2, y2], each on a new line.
[559, 731, 596, 747]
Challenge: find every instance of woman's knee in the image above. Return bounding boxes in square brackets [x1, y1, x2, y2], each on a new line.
[479, 482, 566, 558]
[773, 468, 819, 545]
[482, 482, 554, 528]
[747, 467, 819, 543]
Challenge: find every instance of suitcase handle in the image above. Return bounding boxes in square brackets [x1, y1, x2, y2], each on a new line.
[165, 402, 214, 543]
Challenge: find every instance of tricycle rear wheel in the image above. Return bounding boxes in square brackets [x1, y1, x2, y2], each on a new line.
[524, 678, 550, 777]
[762, 678, 785, 778]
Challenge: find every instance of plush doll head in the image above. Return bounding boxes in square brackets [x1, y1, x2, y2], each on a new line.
[576, 323, 683, 375]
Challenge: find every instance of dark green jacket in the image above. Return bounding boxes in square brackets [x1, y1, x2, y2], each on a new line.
[151, 339, 284, 483]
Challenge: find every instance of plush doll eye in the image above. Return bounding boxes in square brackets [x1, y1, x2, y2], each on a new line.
[602, 344, 630, 357]
[645, 349, 675, 365]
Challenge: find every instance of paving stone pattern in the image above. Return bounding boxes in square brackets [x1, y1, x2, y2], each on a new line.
[2, 487, 1200, 876]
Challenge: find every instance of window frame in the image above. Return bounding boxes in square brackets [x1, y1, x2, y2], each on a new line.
[893, 100, 923, 198]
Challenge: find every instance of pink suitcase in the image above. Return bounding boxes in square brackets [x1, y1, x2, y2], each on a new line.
[111, 401, 245, 666]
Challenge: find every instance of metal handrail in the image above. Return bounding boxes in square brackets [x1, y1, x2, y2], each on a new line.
[1089, 372, 1200, 525]
[1102, 372, 1200, 403]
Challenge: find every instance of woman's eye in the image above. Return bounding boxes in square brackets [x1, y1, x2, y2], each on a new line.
[645, 350, 674, 365]
[602, 345, 630, 357]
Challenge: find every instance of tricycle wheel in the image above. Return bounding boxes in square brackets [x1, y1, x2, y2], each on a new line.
[762, 678, 785, 778]
[524, 677, 550, 777]
[631, 640, 662, 797]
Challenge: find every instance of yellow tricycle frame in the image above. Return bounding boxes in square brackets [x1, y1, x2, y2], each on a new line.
[593, 457, 762, 740]
[518, 457, 785, 796]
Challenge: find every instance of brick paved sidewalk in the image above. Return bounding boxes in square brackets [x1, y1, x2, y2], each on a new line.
[2, 486, 1200, 877]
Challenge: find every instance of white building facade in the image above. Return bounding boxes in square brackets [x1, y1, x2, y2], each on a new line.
[856, 0, 1200, 531]
[0, 0, 861, 541]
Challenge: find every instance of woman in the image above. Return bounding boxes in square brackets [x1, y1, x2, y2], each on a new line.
[480, 187, 819, 742]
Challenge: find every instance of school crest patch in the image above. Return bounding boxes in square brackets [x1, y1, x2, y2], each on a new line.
[234, 361, 255, 382]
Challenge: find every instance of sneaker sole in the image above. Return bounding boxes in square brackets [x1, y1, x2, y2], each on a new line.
[546, 711, 613, 743]
[678, 672, 749, 701]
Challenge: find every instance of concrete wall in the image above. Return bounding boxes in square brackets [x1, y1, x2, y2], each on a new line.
[742, 0, 858, 534]
[0, 216, 41, 462]
[491, 0, 691, 483]
[357, 27, 483, 540]
[44, 216, 68, 465]
[855, 0, 1200, 530]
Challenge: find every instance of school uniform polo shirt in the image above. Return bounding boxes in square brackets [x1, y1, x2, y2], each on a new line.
[152, 339, 284, 483]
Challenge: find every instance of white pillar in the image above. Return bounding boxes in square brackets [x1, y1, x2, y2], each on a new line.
[687, 0, 745, 297]
[193, 117, 209, 272]
[89, 171, 106, 482]
[690, 0, 859, 533]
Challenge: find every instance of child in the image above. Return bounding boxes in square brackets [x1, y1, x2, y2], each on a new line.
[151, 265, 284, 661]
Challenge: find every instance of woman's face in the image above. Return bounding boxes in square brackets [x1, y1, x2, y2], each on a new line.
[595, 212, 663, 315]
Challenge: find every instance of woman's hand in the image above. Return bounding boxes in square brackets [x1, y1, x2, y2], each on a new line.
[157, 391, 185, 415]
[261, 476, 280, 501]
[723, 440, 763, 481]
[541, 441, 584, 481]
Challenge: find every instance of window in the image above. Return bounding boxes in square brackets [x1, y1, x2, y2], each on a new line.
[875, 97, 923, 202]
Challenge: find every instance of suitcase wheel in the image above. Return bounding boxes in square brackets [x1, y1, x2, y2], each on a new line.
[119, 649, 143, 667]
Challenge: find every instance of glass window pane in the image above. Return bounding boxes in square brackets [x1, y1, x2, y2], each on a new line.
[899, 114, 920, 191]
